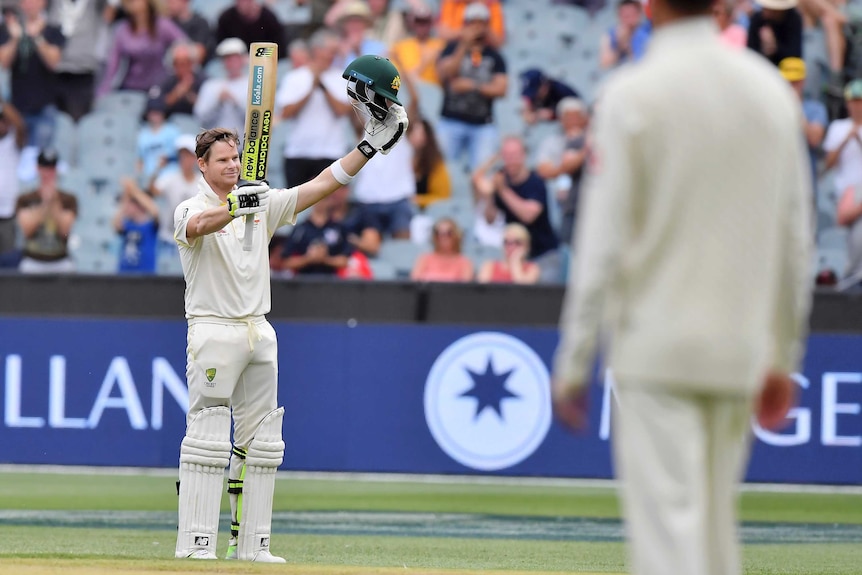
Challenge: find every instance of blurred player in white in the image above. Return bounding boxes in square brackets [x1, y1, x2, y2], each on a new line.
[551, 1, 814, 575]
[173, 55, 408, 563]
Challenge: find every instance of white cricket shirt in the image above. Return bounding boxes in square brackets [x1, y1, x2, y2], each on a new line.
[174, 179, 298, 319]
[553, 18, 813, 395]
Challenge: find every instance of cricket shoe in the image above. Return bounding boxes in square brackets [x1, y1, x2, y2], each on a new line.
[251, 550, 286, 563]
[182, 549, 217, 560]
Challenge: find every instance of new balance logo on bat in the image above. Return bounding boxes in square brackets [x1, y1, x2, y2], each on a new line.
[255, 47, 275, 57]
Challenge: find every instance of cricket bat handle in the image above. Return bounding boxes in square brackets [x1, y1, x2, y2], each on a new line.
[243, 214, 254, 251]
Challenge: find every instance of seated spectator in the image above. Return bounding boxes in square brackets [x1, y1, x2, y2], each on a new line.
[837, 182, 862, 285]
[150, 134, 199, 272]
[156, 41, 205, 118]
[0, 0, 65, 149]
[48, 0, 111, 121]
[779, 57, 826, 195]
[746, 0, 803, 67]
[0, 101, 26, 262]
[97, 0, 187, 98]
[194, 38, 248, 134]
[713, 0, 747, 49]
[115, 178, 159, 274]
[824, 80, 862, 195]
[329, 185, 383, 257]
[477, 223, 540, 284]
[389, 3, 445, 85]
[438, 0, 505, 49]
[536, 97, 589, 247]
[277, 196, 351, 277]
[165, 0, 212, 64]
[482, 136, 561, 283]
[334, 0, 387, 69]
[520, 68, 580, 125]
[410, 217, 474, 282]
[215, 0, 286, 58]
[436, 2, 507, 173]
[15, 149, 77, 274]
[137, 96, 181, 183]
[599, 0, 651, 69]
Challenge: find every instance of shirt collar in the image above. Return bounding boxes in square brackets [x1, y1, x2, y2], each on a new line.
[199, 177, 226, 205]
[646, 16, 719, 54]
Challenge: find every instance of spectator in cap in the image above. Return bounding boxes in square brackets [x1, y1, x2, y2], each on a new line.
[438, 0, 506, 49]
[215, 0, 285, 58]
[326, 0, 409, 46]
[746, 0, 803, 67]
[332, 0, 387, 70]
[780, 57, 826, 197]
[520, 68, 580, 125]
[15, 148, 78, 274]
[0, 101, 26, 265]
[96, 0, 187, 98]
[136, 95, 181, 183]
[824, 79, 862, 195]
[713, 0, 747, 49]
[599, 0, 652, 69]
[194, 38, 248, 134]
[389, 3, 446, 85]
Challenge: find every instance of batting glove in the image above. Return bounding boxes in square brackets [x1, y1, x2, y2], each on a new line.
[357, 104, 409, 158]
[226, 181, 270, 218]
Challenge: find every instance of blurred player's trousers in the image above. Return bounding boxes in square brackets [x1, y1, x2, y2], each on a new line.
[185, 317, 279, 449]
[612, 383, 753, 575]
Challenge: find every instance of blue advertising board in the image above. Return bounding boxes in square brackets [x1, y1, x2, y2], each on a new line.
[0, 318, 859, 484]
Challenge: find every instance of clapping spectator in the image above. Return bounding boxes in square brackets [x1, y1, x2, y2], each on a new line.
[438, 0, 505, 49]
[327, 0, 408, 46]
[215, 0, 286, 58]
[477, 223, 540, 284]
[288, 38, 311, 69]
[165, 0, 212, 64]
[519, 68, 580, 125]
[156, 41, 205, 117]
[779, 58, 826, 194]
[713, 0, 747, 49]
[483, 136, 560, 283]
[0, 0, 65, 149]
[194, 38, 247, 134]
[411, 217, 474, 282]
[277, 195, 351, 277]
[15, 149, 77, 274]
[115, 177, 160, 274]
[471, 152, 505, 248]
[0, 101, 26, 264]
[334, 0, 387, 69]
[277, 29, 352, 187]
[136, 95, 181, 183]
[97, 0, 187, 98]
[824, 80, 862, 195]
[746, 0, 803, 67]
[436, 2, 507, 172]
[599, 0, 651, 69]
[389, 3, 445, 85]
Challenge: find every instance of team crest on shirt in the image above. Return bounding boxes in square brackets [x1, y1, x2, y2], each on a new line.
[205, 368, 217, 384]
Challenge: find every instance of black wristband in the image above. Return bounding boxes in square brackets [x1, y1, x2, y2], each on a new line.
[357, 140, 377, 159]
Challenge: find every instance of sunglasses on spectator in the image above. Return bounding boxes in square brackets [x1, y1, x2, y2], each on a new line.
[434, 228, 455, 237]
[504, 237, 526, 246]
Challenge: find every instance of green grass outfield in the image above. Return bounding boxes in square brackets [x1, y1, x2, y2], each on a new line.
[0, 470, 860, 574]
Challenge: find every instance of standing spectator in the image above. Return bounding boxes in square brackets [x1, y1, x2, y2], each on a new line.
[48, 0, 113, 121]
[151, 134, 199, 272]
[136, 95, 181, 182]
[436, 2, 507, 173]
[194, 38, 247, 134]
[779, 57, 826, 195]
[713, 0, 747, 49]
[388, 3, 444, 85]
[599, 0, 651, 69]
[277, 195, 351, 277]
[823, 79, 862, 195]
[277, 29, 352, 187]
[483, 136, 560, 283]
[438, 0, 505, 49]
[0, 101, 26, 263]
[96, 0, 187, 97]
[215, 0, 286, 58]
[327, 0, 408, 46]
[334, 0, 387, 69]
[0, 0, 65, 149]
[115, 177, 160, 274]
[157, 41, 205, 118]
[746, 0, 803, 67]
[410, 217, 474, 282]
[519, 68, 580, 125]
[536, 97, 589, 247]
[477, 223, 541, 284]
[15, 149, 77, 274]
[165, 0, 212, 64]
[797, 0, 846, 85]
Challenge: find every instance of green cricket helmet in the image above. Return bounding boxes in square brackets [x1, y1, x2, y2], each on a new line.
[343, 55, 403, 123]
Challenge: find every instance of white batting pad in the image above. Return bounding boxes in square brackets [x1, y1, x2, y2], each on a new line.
[175, 406, 231, 559]
[237, 407, 285, 561]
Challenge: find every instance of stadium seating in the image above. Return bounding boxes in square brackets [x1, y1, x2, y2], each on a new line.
[94, 90, 148, 119]
[53, 111, 79, 167]
[377, 239, 429, 278]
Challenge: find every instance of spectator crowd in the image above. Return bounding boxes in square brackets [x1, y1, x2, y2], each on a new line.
[0, 0, 856, 287]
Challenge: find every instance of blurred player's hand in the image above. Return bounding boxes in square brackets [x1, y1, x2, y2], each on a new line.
[552, 381, 589, 433]
[756, 370, 797, 431]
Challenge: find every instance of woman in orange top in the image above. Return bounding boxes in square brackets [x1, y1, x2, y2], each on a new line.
[411, 217, 474, 282]
[437, 0, 506, 48]
[477, 223, 540, 284]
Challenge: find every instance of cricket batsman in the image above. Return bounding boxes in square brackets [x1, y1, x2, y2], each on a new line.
[173, 55, 408, 562]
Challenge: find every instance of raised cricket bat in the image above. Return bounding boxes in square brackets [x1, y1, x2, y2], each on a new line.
[241, 42, 278, 252]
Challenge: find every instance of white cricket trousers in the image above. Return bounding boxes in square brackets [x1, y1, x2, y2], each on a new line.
[185, 316, 279, 449]
[612, 383, 753, 575]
